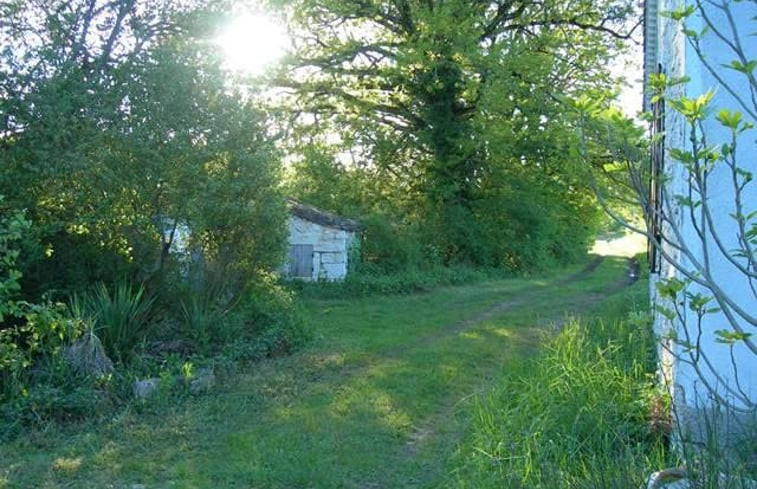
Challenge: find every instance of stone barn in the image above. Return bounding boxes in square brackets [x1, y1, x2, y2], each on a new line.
[284, 199, 360, 281]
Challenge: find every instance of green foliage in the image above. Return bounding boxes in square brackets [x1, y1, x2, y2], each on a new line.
[0, 296, 100, 439]
[1, 205, 84, 411]
[470, 174, 603, 270]
[277, 0, 630, 270]
[167, 272, 311, 367]
[71, 281, 155, 364]
[283, 146, 364, 215]
[179, 291, 227, 353]
[449, 307, 668, 488]
[0, 1, 309, 439]
[0, 2, 287, 301]
[286, 158, 602, 273]
[0, 301, 80, 395]
[237, 274, 311, 354]
[0, 203, 29, 308]
[356, 214, 425, 273]
[1, 369, 118, 440]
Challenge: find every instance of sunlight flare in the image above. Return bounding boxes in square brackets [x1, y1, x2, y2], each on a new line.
[216, 13, 289, 75]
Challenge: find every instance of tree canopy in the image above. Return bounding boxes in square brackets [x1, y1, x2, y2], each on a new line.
[275, 0, 639, 267]
[0, 0, 287, 297]
[0, 0, 642, 285]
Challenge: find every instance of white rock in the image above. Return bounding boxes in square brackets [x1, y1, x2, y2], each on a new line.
[189, 368, 215, 395]
[63, 333, 113, 376]
[644, 468, 689, 489]
[132, 378, 161, 399]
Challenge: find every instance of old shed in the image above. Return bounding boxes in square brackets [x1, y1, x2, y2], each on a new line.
[285, 199, 359, 281]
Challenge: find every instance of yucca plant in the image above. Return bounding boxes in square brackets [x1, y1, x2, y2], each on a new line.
[76, 281, 155, 363]
[179, 281, 242, 353]
[180, 293, 222, 351]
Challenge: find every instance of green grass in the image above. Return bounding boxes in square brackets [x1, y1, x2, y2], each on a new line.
[446, 278, 671, 489]
[0, 255, 659, 488]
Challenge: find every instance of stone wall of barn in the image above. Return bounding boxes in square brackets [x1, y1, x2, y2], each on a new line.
[286, 215, 356, 280]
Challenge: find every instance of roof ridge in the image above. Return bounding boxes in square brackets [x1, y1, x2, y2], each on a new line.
[286, 198, 360, 232]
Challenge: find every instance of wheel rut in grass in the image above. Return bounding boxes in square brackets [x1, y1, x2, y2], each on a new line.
[400, 256, 640, 465]
[395, 255, 607, 354]
[217, 255, 636, 489]
[257, 257, 612, 387]
[291, 256, 610, 380]
[255, 255, 629, 422]
[268, 256, 634, 485]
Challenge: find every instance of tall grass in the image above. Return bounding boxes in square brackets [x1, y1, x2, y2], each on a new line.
[448, 293, 671, 488]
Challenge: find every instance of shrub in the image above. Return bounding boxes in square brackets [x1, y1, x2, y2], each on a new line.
[357, 214, 426, 273]
[1, 301, 82, 399]
[1, 206, 83, 404]
[288, 266, 501, 299]
[469, 176, 601, 271]
[0, 369, 118, 440]
[168, 272, 311, 366]
[178, 286, 230, 353]
[235, 273, 310, 354]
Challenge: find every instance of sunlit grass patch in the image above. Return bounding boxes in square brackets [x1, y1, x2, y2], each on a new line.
[489, 327, 513, 338]
[460, 330, 482, 339]
[52, 457, 83, 473]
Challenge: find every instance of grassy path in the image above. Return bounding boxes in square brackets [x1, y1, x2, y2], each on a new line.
[0, 256, 636, 489]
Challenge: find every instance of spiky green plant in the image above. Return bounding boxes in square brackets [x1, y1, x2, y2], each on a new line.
[79, 281, 154, 363]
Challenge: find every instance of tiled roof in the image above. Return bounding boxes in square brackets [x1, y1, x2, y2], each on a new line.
[286, 198, 360, 232]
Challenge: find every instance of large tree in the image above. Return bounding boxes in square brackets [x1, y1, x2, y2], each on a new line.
[0, 0, 287, 297]
[274, 0, 639, 266]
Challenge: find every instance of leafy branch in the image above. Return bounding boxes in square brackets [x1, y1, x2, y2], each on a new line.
[574, 0, 755, 414]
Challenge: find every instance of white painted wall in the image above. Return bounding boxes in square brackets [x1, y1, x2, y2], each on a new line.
[650, 0, 756, 425]
[286, 215, 356, 280]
